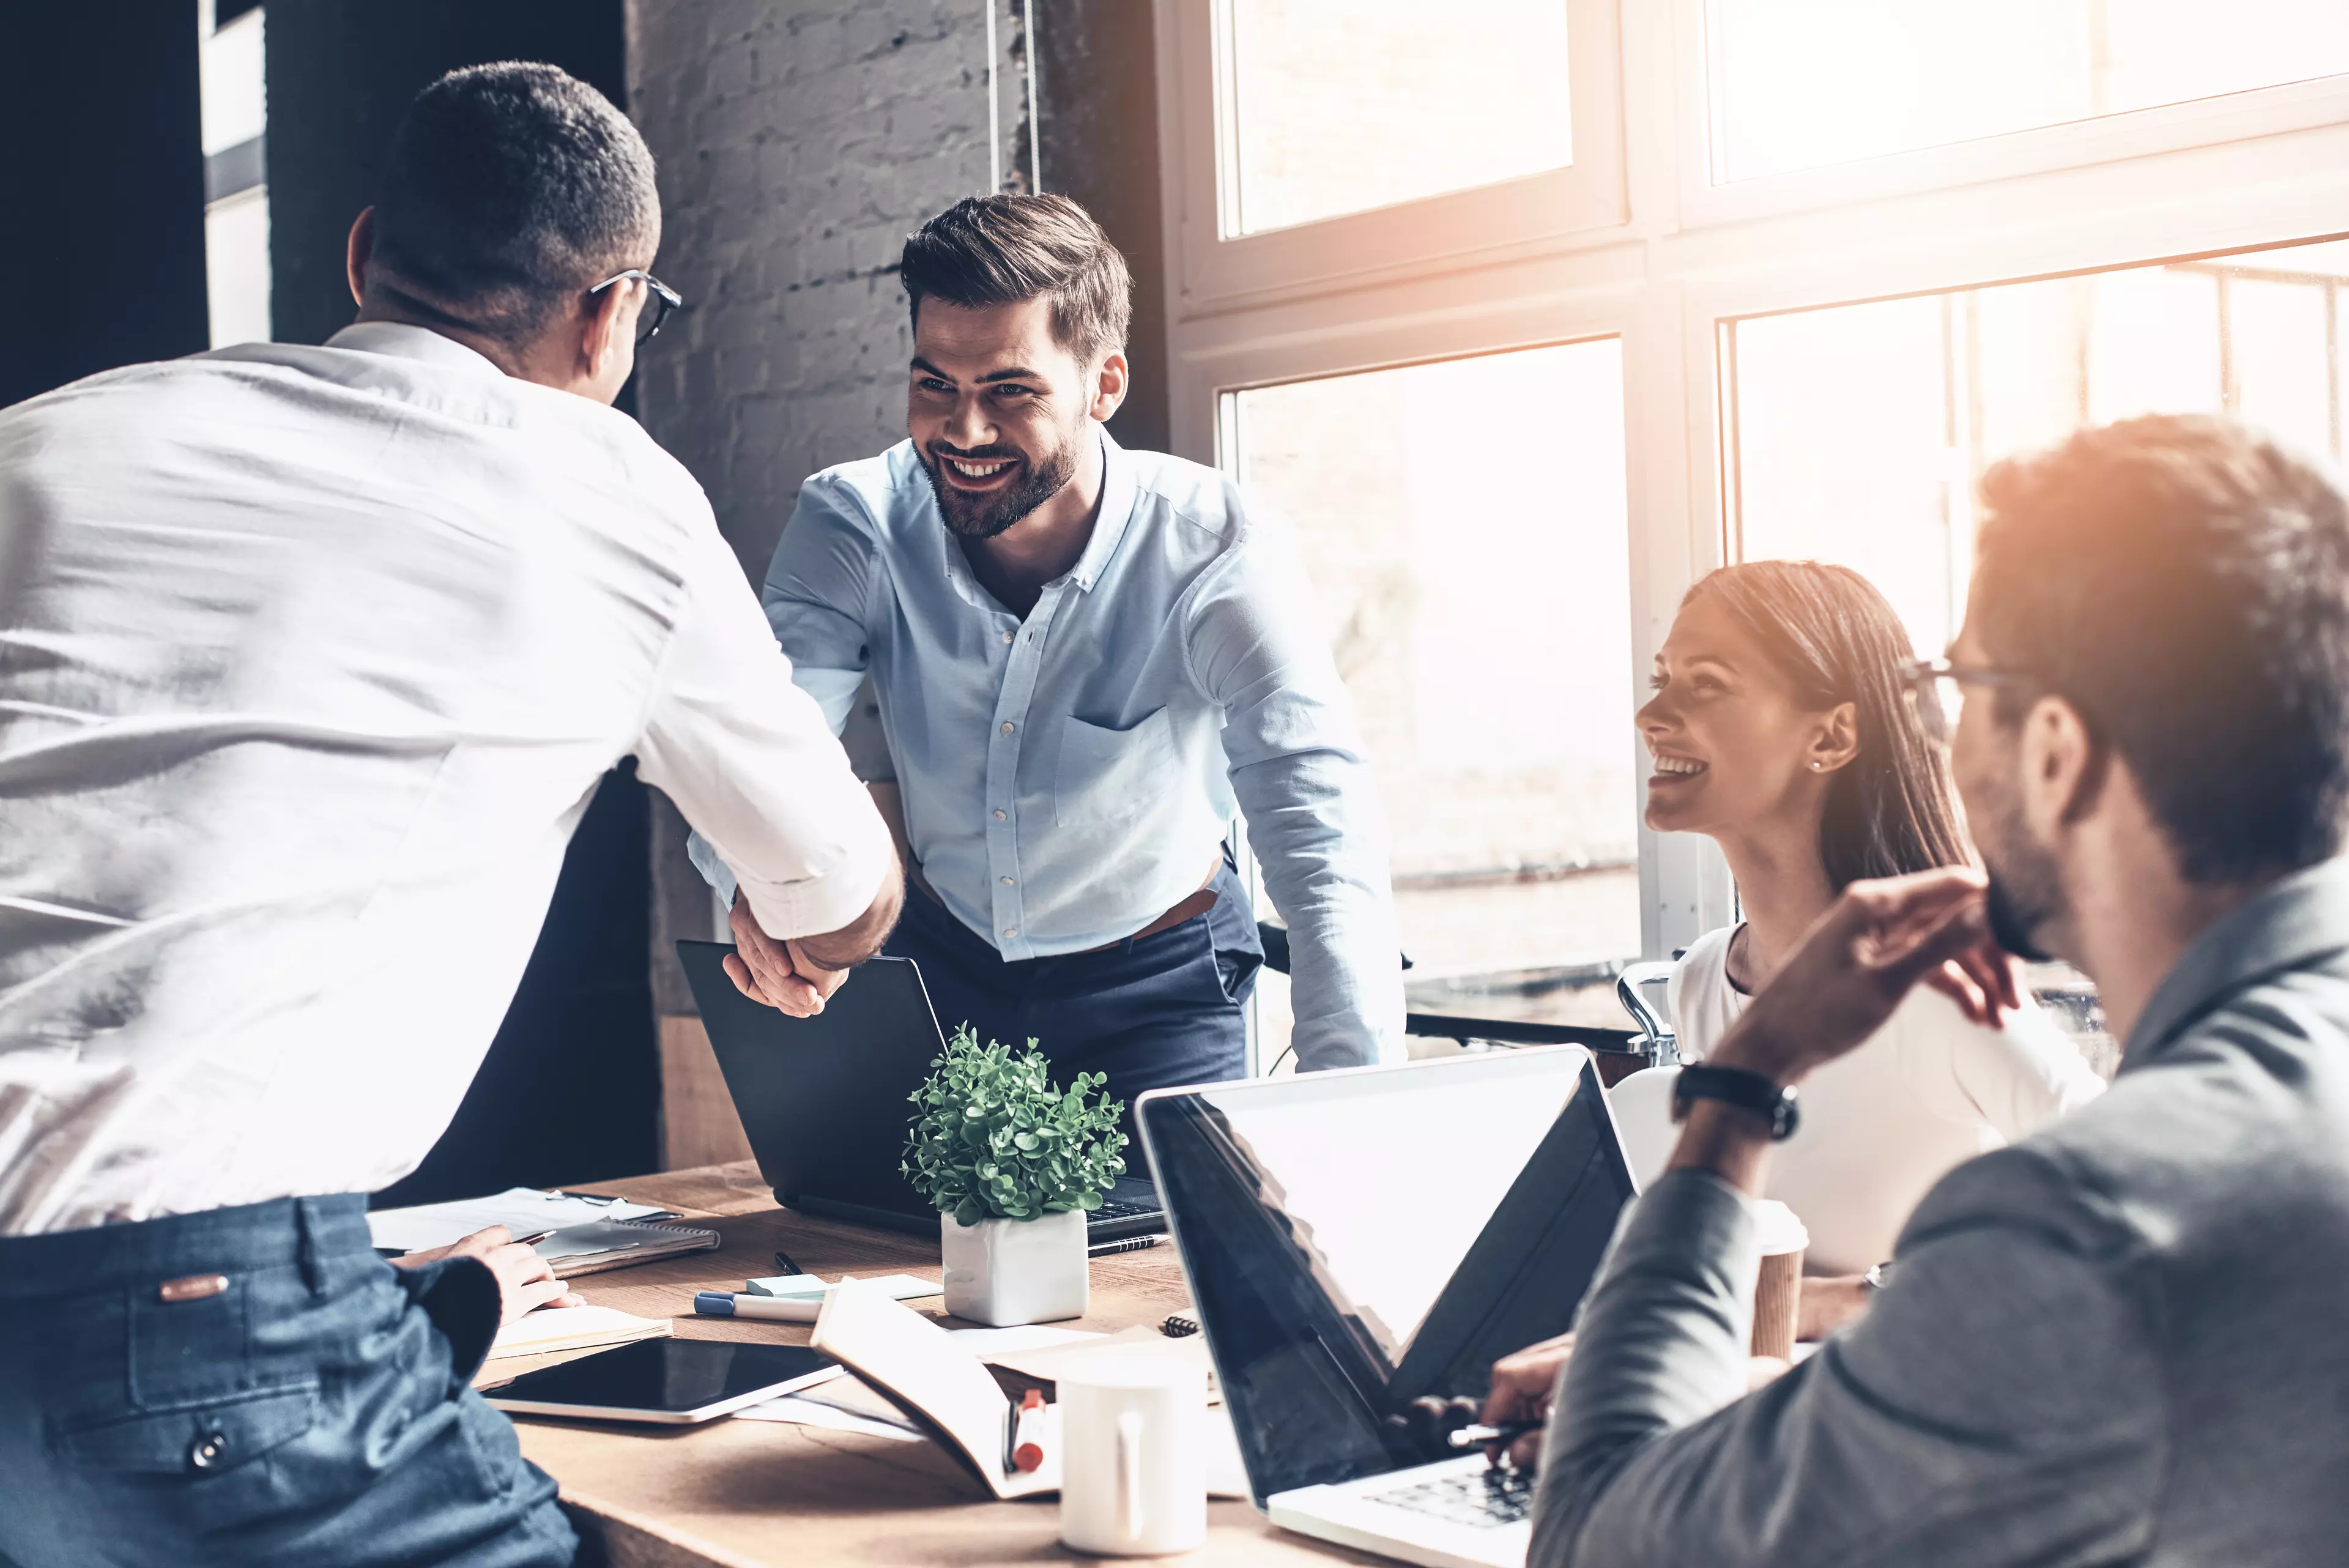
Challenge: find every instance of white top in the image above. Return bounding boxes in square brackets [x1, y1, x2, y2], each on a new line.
[0, 324, 894, 1235]
[1659, 924, 2107, 1274]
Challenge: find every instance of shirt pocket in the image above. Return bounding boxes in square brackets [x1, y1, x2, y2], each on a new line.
[1055, 708, 1179, 827]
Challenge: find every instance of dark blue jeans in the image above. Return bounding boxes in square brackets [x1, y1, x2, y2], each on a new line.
[886, 856, 1262, 1151]
[0, 1195, 574, 1568]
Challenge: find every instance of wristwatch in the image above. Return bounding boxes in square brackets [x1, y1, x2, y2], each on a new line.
[1670, 1063, 1800, 1140]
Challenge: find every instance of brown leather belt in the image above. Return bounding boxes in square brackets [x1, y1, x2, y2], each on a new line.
[910, 852, 1224, 953]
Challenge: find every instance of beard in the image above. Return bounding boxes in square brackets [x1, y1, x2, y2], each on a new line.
[1983, 866, 2058, 965]
[919, 436, 1078, 541]
[1975, 781, 2064, 964]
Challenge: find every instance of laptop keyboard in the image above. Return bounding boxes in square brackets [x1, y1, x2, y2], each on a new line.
[1367, 1465, 1535, 1529]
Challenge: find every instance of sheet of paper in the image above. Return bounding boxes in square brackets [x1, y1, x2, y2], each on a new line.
[366, 1187, 673, 1252]
[735, 1394, 926, 1441]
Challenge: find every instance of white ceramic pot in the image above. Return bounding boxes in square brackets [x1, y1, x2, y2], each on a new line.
[940, 1208, 1089, 1326]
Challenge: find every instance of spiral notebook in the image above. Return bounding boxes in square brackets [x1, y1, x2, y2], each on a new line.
[367, 1187, 721, 1279]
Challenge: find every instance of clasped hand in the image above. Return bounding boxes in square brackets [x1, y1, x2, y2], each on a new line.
[724, 891, 851, 1017]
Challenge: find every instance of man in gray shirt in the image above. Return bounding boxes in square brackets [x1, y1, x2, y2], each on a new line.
[1494, 414, 2349, 1566]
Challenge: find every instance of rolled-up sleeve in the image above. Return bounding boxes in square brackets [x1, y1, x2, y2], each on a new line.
[761, 475, 881, 735]
[636, 511, 894, 941]
[1534, 1156, 2164, 1568]
[1186, 524, 1404, 1070]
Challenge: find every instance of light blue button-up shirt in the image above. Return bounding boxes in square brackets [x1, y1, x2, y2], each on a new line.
[691, 431, 1403, 1069]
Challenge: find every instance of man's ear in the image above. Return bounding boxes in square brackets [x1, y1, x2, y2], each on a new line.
[346, 208, 377, 308]
[1808, 701, 1861, 775]
[2019, 694, 2107, 834]
[579, 278, 633, 382]
[1089, 349, 1130, 423]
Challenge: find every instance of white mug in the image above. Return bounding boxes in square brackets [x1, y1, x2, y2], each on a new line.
[1058, 1358, 1206, 1556]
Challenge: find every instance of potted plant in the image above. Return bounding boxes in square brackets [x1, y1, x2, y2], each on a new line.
[902, 1025, 1128, 1326]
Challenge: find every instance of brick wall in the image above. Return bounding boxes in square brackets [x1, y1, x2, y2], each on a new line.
[626, 0, 1029, 582]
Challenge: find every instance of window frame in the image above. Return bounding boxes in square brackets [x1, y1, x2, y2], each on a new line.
[1152, 0, 2349, 966]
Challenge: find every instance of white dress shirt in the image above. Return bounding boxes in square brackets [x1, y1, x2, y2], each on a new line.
[691, 433, 1405, 1069]
[1637, 923, 2106, 1273]
[0, 324, 892, 1235]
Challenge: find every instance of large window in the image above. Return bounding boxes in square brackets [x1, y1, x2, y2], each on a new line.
[1231, 342, 1637, 1047]
[1155, 1, 2349, 1070]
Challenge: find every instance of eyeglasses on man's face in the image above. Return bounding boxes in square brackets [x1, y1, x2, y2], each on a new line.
[1898, 656, 2036, 747]
[588, 269, 685, 344]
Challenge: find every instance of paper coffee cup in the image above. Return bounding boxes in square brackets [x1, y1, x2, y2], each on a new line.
[1750, 1199, 1808, 1361]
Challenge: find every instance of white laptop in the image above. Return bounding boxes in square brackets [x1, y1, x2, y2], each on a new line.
[1135, 1048, 1636, 1568]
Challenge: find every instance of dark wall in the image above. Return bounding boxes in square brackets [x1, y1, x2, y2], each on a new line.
[1036, 0, 1170, 455]
[0, 0, 207, 407]
[261, 0, 659, 1202]
[265, 0, 629, 346]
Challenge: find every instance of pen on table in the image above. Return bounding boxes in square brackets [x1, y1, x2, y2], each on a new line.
[773, 1247, 804, 1277]
[696, 1290, 822, 1323]
[1009, 1388, 1048, 1473]
[1446, 1421, 1540, 1450]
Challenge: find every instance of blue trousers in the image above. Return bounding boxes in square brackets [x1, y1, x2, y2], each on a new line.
[0, 1195, 574, 1568]
[885, 857, 1262, 1150]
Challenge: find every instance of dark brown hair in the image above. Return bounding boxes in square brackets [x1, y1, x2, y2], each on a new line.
[900, 195, 1132, 366]
[1973, 414, 2349, 882]
[1685, 560, 1969, 889]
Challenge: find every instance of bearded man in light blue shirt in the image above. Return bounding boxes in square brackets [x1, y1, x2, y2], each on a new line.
[696, 195, 1403, 1120]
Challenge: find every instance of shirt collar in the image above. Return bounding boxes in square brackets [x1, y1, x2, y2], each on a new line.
[2121, 855, 2349, 1071]
[1067, 428, 1137, 593]
[325, 321, 507, 380]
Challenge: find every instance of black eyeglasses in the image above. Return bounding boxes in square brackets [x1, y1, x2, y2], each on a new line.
[588, 269, 685, 344]
[1898, 656, 2036, 746]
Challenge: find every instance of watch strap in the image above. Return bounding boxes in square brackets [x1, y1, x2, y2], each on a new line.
[1672, 1063, 1801, 1141]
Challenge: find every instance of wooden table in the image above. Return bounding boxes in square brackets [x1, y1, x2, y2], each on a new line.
[493, 1162, 1382, 1568]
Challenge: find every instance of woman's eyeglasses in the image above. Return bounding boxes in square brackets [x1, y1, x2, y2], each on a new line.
[1898, 657, 2036, 746]
[587, 269, 685, 344]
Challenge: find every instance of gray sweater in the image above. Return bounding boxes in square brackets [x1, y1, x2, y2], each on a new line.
[1535, 856, 2349, 1567]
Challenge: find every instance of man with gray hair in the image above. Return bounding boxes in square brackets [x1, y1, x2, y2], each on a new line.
[0, 63, 899, 1566]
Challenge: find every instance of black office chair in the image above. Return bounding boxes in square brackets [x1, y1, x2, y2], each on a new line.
[1255, 922, 1676, 1071]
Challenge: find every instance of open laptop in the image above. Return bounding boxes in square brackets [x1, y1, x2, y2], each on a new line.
[1137, 1047, 1636, 1568]
[677, 942, 1166, 1244]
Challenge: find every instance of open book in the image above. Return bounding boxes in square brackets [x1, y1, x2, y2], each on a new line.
[811, 1285, 1061, 1498]
[487, 1304, 671, 1361]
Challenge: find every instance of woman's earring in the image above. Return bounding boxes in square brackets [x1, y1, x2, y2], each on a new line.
[1810, 760, 1823, 770]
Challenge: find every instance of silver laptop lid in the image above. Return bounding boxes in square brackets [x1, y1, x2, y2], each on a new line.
[1136, 1048, 1633, 1509]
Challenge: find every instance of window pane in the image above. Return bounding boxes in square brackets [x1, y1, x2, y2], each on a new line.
[1229, 341, 1636, 1060]
[1731, 236, 2347, 656]
[1225, 0, 1572, 236]
[1710, 0, 2349, 183]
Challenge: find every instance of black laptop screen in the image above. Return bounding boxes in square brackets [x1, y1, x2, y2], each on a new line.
[1138, 1049, 1633, 1506]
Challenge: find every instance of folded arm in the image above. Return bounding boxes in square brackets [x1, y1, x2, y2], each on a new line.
[1187, 533, 1403, 1069]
